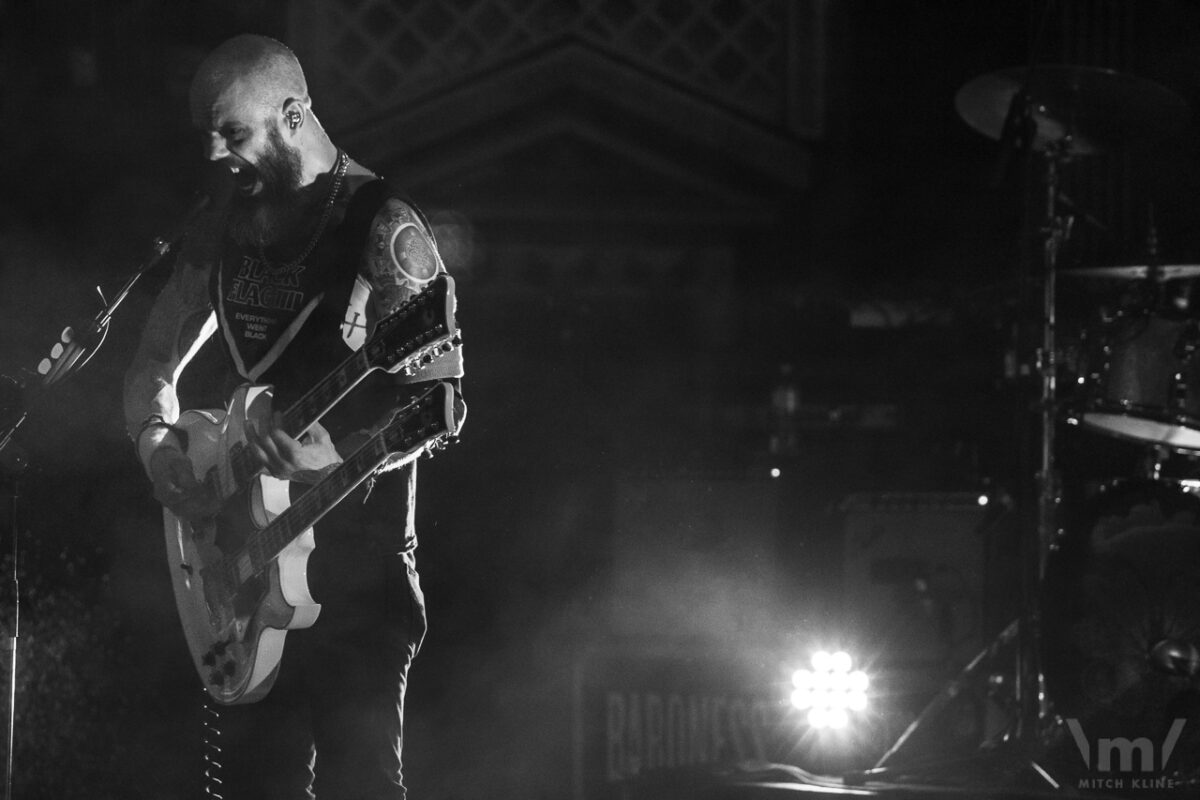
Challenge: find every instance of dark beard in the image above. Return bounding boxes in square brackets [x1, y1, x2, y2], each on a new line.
[227, 126, 307, 248]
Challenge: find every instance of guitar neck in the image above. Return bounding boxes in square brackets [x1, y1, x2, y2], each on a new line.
[223, 272, 458, 488]
[245, 435, 395, 572]
[220, 383, 455, 587]
[279, 348, 373, 439]
[226, 349, 373, 487]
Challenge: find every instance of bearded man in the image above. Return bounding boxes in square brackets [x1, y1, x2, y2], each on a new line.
[123, 33, 463, 799]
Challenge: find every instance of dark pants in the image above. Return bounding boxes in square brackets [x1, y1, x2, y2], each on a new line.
[210, 474, 426, 800]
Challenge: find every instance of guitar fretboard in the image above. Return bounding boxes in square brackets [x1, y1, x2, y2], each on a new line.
[212, 383, 453, 594]
[221, 274, 454, 490]
[226, 348, 372, 488]
[250, 437, 390, 582]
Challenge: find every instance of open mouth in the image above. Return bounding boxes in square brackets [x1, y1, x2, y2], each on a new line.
[228, 164, 260, 196]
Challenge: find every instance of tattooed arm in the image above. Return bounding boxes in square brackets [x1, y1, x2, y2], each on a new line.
[363, 197, 444, 316]
[362, 196, 463, 379]
[352, 195, 465, 461]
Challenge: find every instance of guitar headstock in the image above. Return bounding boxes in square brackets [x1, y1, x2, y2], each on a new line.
[381, 381, 463, 457]
[363, 274, 459, 375]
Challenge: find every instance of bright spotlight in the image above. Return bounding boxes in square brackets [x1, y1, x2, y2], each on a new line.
[977, 494, 989, 506]
[789, 650, 871, 729]
[792, 669, 813, 689]
[770, 467, 782, 478]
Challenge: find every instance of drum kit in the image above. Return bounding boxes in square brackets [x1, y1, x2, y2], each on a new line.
[879, 64, 1200, 782]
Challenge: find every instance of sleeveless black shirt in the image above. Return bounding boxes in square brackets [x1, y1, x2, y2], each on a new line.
[209, 179, 421, 557]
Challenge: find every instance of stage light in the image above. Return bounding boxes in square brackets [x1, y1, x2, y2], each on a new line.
[770, 467, 782, 478]
[977, 494, 989, 506]
[791, 650, 871, 728]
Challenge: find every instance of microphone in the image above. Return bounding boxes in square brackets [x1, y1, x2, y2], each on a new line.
[38, 163, 235, 387]
[155, 162, 234, 250]
[153, 192, 212, 250]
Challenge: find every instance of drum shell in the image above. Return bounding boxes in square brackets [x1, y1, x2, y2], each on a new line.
[1080, 312, 1200, 450]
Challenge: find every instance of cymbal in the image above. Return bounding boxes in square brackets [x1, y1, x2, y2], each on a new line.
[1060, 264, 1200, 280]
[956, 65, 1190, 156]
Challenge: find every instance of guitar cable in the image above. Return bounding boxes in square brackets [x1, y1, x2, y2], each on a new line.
[201, 694, 225, 799]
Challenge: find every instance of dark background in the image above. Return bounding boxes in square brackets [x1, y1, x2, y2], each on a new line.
[3, 1, 1200, 797]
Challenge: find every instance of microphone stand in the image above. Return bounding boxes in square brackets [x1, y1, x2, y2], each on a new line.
[1, 462, 23, 800]
[0, 370, 27, 800]
[0, 199, 203, 796]
[40, 202, 204, 386]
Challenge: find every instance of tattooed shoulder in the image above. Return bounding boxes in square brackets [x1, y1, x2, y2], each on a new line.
[364, 198, 442, 314]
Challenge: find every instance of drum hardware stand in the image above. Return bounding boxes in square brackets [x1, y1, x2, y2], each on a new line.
[1144, 445, 1172, 482]
[871, 87, 1081, 789]
[1020, 138, 1076, 740]
[881, 56, 1200, 792]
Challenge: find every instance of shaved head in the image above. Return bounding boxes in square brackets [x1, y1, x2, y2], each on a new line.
[189, 34, 309, 120]
[189, 33, 339, 231]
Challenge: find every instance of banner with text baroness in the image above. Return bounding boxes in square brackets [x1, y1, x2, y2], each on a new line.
[572, 648, 789, 800]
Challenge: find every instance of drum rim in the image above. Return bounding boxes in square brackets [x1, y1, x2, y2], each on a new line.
[1081, 405, 1200, 449]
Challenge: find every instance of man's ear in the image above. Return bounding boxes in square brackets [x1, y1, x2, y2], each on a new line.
[282, 99, 304, 131]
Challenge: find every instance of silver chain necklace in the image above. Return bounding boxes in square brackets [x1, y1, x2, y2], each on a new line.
[257, 149, 349, 269]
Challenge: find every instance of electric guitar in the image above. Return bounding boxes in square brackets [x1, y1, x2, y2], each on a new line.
[174, 273, 459, 514]
[167, 381, 464, 705]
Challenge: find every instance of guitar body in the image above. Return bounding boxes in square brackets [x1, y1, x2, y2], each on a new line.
[155, 276, 462, 705]
[165, 392, 321, 706]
